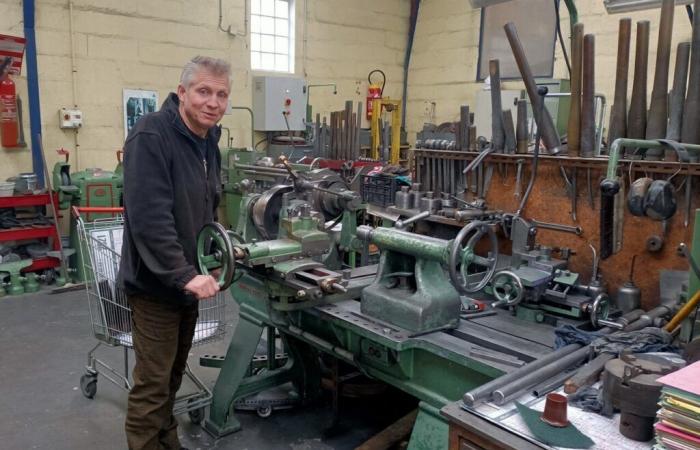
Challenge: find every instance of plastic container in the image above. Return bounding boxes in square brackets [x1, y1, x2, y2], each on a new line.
[360, 174, 398, 207]
[0, 181, 15, 197]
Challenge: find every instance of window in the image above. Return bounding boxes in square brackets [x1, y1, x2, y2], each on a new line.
[250, 0, 294, 73]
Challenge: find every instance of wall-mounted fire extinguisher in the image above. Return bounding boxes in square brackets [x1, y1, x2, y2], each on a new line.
[0, 73, 19, 148]
[366, 69, 386, 121]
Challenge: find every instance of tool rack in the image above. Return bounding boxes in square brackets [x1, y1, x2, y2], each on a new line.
[0, 192, 61, 272]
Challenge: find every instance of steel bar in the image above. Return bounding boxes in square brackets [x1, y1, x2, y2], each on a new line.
[356, 101, 362, 159]
[682, 0, 700, 145]
[645, 0, 674, 149]
[462, 309, 644, 407]
[314, 113, 321, 156]
[531, 220, 582, 235]
[571, 167, 578, 222]
[686, 173, 693, 228]
[503, 109, 516, 154]
[580, 34, 596, 158]
[489, 59, 505, 152]
[504, 22, 562, 155]
[627, 20, 650, 153]
[607, 18, 632, 147]
[516, 99, 528, 154]
[568, 22, 584, 157]
[532, 371, 572, 398]
[564, 353, 615, 394]
[460, 106, 470, 151]
[667, 42, 691, 146]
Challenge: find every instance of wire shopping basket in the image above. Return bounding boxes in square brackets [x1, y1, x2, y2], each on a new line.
[73, 206, 228, 423]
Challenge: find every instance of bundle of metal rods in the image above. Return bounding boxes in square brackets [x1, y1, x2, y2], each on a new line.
[314, 100, 362, 161]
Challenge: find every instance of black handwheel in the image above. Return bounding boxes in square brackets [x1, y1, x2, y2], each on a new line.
[80, 373, 97, 399]
[197, 222, 236, 290]
[448, 221, 499, 294]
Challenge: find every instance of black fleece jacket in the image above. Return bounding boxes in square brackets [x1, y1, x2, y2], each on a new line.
[117, 93, 222, 306]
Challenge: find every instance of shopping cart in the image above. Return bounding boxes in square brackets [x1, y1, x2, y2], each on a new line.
[73, 206, 227, 423]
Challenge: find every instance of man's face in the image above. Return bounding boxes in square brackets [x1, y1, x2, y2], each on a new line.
[177, 69, 230, 137]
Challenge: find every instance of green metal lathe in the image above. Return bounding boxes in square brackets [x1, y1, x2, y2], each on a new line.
[196, 159, 609, 448]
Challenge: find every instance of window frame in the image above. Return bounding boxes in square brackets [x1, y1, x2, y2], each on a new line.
[250, 0, 295, 74]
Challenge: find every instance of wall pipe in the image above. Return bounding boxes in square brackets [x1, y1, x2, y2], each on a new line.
[23, 0, 44, 187]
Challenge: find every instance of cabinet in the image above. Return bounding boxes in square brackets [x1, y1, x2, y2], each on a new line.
[0, 192, 61, 273]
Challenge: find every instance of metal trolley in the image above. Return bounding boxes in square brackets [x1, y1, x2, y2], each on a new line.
[73, 206, 227, 423]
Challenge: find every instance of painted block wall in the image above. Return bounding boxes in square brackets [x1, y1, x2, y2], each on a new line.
[0, 0, 408, 180]
[406, 1, 695, 143]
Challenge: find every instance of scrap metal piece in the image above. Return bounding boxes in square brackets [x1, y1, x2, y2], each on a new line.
[581, 34, 596, 158]
[516, 99, 529, 154]
[568, 22, 584, 157]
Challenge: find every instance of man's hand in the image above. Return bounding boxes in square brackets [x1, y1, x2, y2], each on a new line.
[184, 274, 220, 300]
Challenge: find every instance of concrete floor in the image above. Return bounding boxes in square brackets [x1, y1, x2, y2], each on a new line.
[0, 288, 415, 450]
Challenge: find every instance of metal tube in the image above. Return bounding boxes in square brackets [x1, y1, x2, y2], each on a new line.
[462, 308, 645, 407]
[516, 99, 528, 154]
[645, 0, 674, 148]
[489, 59, 505, 152]
[395, 210, 430, 229]
[503, 109, 516, 154]
[568, 22, 584, 157]
[229, 106, 255, 148]
[667, 42, 691, 145]
[503, 22, 562, 155]
[627, 20, 650, 149]
[682, 0, 700, 145]
[607, 18, 632, 147]
[580, 34, 596, 158]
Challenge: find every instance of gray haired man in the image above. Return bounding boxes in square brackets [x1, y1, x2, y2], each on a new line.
[118, 56, 230, 450]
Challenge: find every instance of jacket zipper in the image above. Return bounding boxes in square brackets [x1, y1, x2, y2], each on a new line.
[203, 158, 208, 178]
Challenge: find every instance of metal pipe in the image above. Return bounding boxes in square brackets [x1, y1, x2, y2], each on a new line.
[395, 210, 430, 229]
[682, 0, 700, 145]
[607, 18, 632, 147]
[229, 106, 255, 148]
[503, 22, 562, 155]
[580, 34, 596, 157]
[567, 23, 584, 156]
[645, 0, 674, 148]
[516, 99, 528, 154]
[23, 0, 45, 186]
[667, 42, 691, 144]
[627, 20, 650, 151]
[489, 59, 505, 152]
[462, 309, 644, 407]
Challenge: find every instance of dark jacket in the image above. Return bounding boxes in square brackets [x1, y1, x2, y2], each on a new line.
[118, 93, 222, 306]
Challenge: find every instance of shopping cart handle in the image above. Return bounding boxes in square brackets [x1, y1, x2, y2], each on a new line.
[71, 206, 124, 218]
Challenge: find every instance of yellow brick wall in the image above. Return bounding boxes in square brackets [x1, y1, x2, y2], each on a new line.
[0, 0, 408, 180]
[407, 1, 694, 143]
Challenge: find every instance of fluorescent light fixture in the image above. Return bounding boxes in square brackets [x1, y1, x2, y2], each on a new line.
[469, 0, 512, 9]
[604, 0, 693, 14]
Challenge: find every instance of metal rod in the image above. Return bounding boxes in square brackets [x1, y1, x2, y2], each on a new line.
[668, 42, 691, 145]
[607, 18, 632, 147]
[645, 0, 674, 147]
[489, 59, 505, 152]
[682, 0, 700, 145]
[627, 20, 650, 152]
[567, 22, 584, 157]
[580, 34, 596, 158]
[503, 22, 562, 155]
[516, 99, 528, 154]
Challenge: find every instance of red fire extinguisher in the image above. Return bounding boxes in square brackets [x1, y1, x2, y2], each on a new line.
[366, 69, 386, 121]
[0, 74, 19, 148]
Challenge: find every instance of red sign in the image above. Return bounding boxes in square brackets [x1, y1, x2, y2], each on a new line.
[0, 34, 26, 75]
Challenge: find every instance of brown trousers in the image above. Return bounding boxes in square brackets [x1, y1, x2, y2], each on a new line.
[125, 294, 198, 450]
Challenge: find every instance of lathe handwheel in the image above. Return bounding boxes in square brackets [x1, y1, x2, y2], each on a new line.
[589, 293, 610, 328]
[491, 270, 524, 306]
[196, 222, 236, 290]
[448, 221, 498, 294]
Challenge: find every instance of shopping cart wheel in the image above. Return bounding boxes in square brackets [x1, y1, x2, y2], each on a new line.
[256, 405, 273, 418]
[80, 373, 97, 399]
[188, 406, 205, 424]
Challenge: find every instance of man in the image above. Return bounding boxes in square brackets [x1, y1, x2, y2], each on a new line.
[118, 56, 230, 450]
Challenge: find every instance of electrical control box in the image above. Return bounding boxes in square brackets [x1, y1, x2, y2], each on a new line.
[59, 108, 83, 129]
[252, 76, 306, 131]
